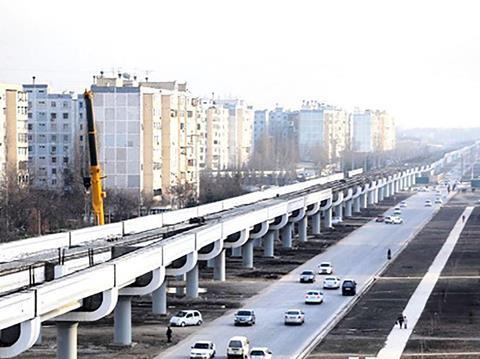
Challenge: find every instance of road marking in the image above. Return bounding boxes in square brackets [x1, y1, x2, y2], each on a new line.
[376, 206, 474, 359]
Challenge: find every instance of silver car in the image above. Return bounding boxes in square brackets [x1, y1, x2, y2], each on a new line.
[284, 309, 305, 325]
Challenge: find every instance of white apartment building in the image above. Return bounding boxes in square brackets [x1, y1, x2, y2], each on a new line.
[351, 110, 396, 153]
[23, 84, 79, 188]
[253, 109, 268, 149]
[205, 103, 229, 171]
[216, 99, 253, 169]
[0, 83, 28, 184]
[91, 75, 163, 201]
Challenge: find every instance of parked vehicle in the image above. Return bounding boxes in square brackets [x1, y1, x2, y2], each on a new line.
[170, 310, 203, 327]
[318, 261, 333, 274]
[190, 341, 216, 359]
[284, 309, 305, 325]
[299, 270, 316, 283]
[234, 309, 256, 326]
[227, 336, 250, 359]
[323, 276, 341, 289]
[342, 279, 357, 296]
[250, 347, 273, 359]
[304, 290, 324, 304]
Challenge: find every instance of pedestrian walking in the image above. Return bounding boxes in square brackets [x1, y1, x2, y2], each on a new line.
[397, 314, 404, 329]
[387, 249, 392, 260]
[462, 215, 465, 223]
[166, 326, 172, 343]
[403, 315, 408, 329]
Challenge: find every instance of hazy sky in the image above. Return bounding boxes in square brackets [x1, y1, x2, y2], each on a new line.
[1, 0, 479, 128]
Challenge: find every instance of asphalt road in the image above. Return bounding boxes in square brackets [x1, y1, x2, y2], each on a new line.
[160, 189, 449, 359]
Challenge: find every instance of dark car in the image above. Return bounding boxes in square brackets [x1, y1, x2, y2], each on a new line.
[342, 279, 357, 296]
[234, 309, 256, 326]
[375, 215, 385, 223]
[299, 270, 316, 283]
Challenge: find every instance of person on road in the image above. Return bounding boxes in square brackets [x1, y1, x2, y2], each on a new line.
[397, 314, 404, 329]
[166, 326, 172, 343]
[387, 249, 392, 260]
[462, 215, 466, 223]
[403, 315, 408, 329]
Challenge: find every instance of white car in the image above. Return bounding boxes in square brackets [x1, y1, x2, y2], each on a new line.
[284, 309, 305, 325]
[305, 289, 324, 304]
[190, 341, 216, 359]
[250, 347, 273, 359]
[425, 200, 433, 207]
[170, 310, 203, 327]
[434, 198, 443, 204]
[390, 216, 403, 224]
[384, 216, 393, 224]
[323, 276, 341, 289]
[318, 261, 333, 274]
[393, 208, 402, 216]
[400, 201, 407, 208]
[332, 216, 342, 224]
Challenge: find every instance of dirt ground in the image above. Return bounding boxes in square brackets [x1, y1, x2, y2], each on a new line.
[309, 194, 466, 359]
[17, 193, 410, 359]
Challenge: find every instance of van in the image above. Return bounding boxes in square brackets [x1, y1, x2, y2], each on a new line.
[227, 336, 250, 359]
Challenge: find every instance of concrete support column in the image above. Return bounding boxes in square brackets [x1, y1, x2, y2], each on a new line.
[379, 187, 385, 201]
[298, 216, 307, 242]
[353, 197, 361, 213]
[281, 223, 292, 248]
[274, 229, 279, 242]
[311, 212, 321, 235]
[114, 296, 132, 346]
[242, 240, 254, 268]
[213, 250, 226, 281]
[368, 190, 375, 205]
[57, 322, 78, 359]
[374, 188, 379, 203]
[385, 183, 390, 198]
[333, 204, 343, 219]
[152, 282, 167, 315]
[176, 274, 185, 296]
[361, 193, 368, 208]
[263, 231, 275, 257]
[412, 174, 416, 186]
[186, 263, 199, 299]
[323, 208, 332, 228]
[345, 200, 353, 217]
[231, 247, 242, 257]
[391, 182, 396, 195]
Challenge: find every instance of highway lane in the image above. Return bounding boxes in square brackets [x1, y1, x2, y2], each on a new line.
[160, 189, 449, 359]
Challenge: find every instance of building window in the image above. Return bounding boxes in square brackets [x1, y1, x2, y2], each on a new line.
[63, 123, 69, 130]
[63, 135, 69, 142]
[51, 179, 57, 185]
[51, 101, 56, 107]
[51, 135, 57, 141]
[51, 113, 57, 120]
[51, 146, 56, 153]
[28, 113, 32, 119]
[63, 101, 68, 108]
[28, 124, 33, 130]
[63, 113, 69, 119]
[52, 157, 57, 163]
[52, 168, 57, 175]
[63, 157, 69, 164]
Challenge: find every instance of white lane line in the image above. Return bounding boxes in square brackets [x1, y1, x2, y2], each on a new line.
[376, 206, 474, 359]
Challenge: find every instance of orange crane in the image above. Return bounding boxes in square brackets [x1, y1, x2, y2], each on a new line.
[83, 90, 105, 225]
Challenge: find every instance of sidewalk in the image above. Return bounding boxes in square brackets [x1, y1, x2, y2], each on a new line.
[376, 206, 474, 359]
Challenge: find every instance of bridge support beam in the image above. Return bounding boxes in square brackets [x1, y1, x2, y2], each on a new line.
[213, 249, 226, 281]
[263, 230, 275, 257]
[353, 196, 361, 213]
[323, 207, 332, 228]
[57, 322, 78, 359]
[311, 212, 321, 235]
[242, 240, 254, 268]
[152, 282, 167, 315]
[186, 264, 199, 299]
[385, 182, 391, 198]
[379, 186, 385, 201]
[298, 216, 307, 242]
[281, 223, 292, 248]
[368, 190, 375, 205]
[345, 200, 352, 217]
[231, 247, 242, 257]
[114, 296, 132, 346]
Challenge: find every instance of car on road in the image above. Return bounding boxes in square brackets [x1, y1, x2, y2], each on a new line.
[190, 341, 216, 359]
[304, 289, 324, 304]
[323, 276, 341, 289]
[384, 216, 393, 224]
[434, 198, 443, 204]
[299, 270, 316, 283]
[390, 216, 404, 224]
[425, 200, 433, 207]
[400, 201, 407, 208]
[284, 309, 305, 325]
[234, 309, 256, 326]
[227, 336, 250, 359]
[376, 215, 385, 222]
[250, 347, 273, 359]
[342, 279, 357, 296]
[170, 310, 203, 327]
[318, 261, 333, 274]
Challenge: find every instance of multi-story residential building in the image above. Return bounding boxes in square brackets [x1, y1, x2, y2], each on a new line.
[297, 101, 349, 164]
[253, 109, 268, 149]
[216, 99, 253, 169]
[90, 74, 162, 202]
[0, 84, 28, 184]
[351, 109, 396, 153]
[196, 98, 210, 171]
[205, 103, 230, 171]
[24, 84, 82, 189]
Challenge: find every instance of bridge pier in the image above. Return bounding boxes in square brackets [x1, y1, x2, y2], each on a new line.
[368, 190, 375, 206]
[57, 322, 78, 359]
[114, 296, 132, 346]
[242, 240, 254, 268]
[231, 247, 242, 257]
[263, 231, 275, 257]
[379, 186, 385, 201]
[213, 249, 226, 281]
[152, 282, 167, 315]
[311, 212, 321, 235]
[281, 223, 292, 248]
[323, 207, 332, 228]
[176, 274, 185, 296]
[186, 264, 199, 298]
[353, 196, 361, 213]
[345, 199, 353, 217]
[298, 216, 308, 242]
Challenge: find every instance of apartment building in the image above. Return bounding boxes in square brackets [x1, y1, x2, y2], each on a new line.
[90, 74, 162, 201]
[0, 83, 28, 184]
[351, 109, 396, 153]
[216, 99, 253, 169]
[205, 103, 229, 171]
[377, 110, 396, 151]
[253, 109, 268, 149]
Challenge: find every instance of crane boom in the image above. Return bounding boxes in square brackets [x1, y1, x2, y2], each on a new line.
[84, 90, 105, 225]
